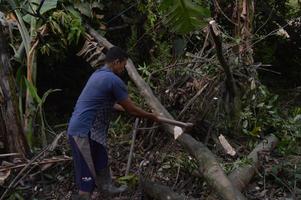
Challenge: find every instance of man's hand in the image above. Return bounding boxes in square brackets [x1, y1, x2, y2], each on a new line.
[113, 103, 125, 112]
[147, 113, 159, 122]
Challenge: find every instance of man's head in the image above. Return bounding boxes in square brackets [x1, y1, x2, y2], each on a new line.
[105, 46, 128, 75]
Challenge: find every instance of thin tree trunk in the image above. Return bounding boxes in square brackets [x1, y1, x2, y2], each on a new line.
[233, 0, 254, 65]
[86, 25, 246, 200]
[0, 25, 29, 156]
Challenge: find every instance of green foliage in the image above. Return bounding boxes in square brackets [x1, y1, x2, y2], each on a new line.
[222, 157, 253, 174]
[73, 1, 104, 18]
[240, 85, 281, 137]
[117, 174, 139, 188]
[39, 0, 59, 15]
[24, 79, 42, 104]
[276, 107, 301, 155]
[268, 160, 301, 194]
[137, 63, 151, 78]
[49, 8, 84, 46]
[7, 191, 24, 200]
[109, 115, 133, 138]
[178, 154, 198, 172]
[238, 85, 301, 155]
[160, 0, 210, 34]
[23, 77, 61, 148]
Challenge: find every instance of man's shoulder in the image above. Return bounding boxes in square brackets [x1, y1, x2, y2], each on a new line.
[93, 70, 125, 87]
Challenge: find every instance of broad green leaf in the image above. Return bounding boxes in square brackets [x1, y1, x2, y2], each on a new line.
[22, 14, 32, 24]
[24, 78, 42, 104]
[161, 0, 210, 34]
[39, 0, 58, 14]
[74, 2, 92, 18]
[8, 0, 30, 54]
[160, 0, 174, 11]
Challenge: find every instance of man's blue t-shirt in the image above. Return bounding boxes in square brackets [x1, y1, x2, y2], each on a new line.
[67, 66, 128, 138]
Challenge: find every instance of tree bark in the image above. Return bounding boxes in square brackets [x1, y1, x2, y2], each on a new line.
[86, 25, 246, 200]
[141, 179, 197, 200]
[233, 0, 254, 65]
[0, 25, 29, 156]
[229, 134, 279, 191]
[207, 134, 279, 199]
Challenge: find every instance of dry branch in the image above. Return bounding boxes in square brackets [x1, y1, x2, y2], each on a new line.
[0, 131, 65, 200]
[208, 21, 236, 100]
[0, 156, 71, 172]
[86, 25, 246, 200]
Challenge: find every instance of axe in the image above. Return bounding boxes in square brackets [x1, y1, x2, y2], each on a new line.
[157, 116, 193, 139]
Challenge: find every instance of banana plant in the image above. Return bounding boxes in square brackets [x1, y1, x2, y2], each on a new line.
[6, 0, 99, 149]
[7, 0, 59, 147]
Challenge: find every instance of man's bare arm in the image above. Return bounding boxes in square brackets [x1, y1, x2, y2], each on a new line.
[118, 98, 158, 121]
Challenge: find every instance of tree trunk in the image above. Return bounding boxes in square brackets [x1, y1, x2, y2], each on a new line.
[233, 0, 254, 65]
[0, 25, 29, 156]
[141, 179, 197, 200]
[86, 25, 246, 200]
[207, 134, 279, 199]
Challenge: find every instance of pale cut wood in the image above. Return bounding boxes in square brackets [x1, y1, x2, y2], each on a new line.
[86, 25, 246, 200]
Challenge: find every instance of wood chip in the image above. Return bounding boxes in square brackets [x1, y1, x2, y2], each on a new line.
[218, 134, 236, 156]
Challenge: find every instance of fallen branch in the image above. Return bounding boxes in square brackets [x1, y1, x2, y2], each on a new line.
[141, 179, 196, 200]
[229, 134, 279, 191]
[0, 131, 65, 200]
[0, 153, 21, 158]
[86, 25, 246, 200]
[207, 134, 279, 199]
[178, 83, 209, 118]
[0, 156, 71, 172]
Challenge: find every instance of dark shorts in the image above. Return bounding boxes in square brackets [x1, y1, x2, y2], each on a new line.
[68, 135, 108, 192]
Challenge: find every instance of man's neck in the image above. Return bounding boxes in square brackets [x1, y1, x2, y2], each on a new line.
[105, 63, 117, 74]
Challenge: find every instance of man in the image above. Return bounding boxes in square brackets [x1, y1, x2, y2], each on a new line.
[67, 46, 158, 200]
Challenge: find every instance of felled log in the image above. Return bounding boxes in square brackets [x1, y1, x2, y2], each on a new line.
[229, 134, 279, 191]
[86, 25, 246, 200]
[207, 134, 279, 199]
[141, 179, 197, 200]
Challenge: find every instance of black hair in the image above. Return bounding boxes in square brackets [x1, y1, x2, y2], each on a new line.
[105, 46, 128, 63]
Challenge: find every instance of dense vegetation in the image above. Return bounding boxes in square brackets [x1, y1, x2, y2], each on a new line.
[0, 0, 300, 199]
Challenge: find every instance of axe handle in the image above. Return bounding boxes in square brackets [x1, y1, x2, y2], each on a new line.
[157, 116, 189, 128]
